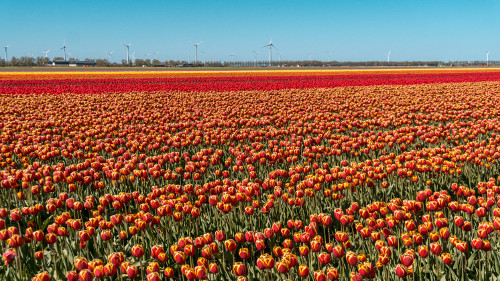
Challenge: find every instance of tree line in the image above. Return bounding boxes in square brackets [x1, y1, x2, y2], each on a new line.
[0, 57, 498, 67]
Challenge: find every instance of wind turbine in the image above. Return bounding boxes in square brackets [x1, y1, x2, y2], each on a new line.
[189, 41, 202, 63]
[4, 45, 10, 61]
[327, 51, 333, 62]
[131, 51, 136, 64]
[106, 51, 114, 62]
[263, 38, 277, 67]
[486, 51, 490, 66]
[42, 50, 51, 58]
[252, 50, 258, 66]
[308, 50, 313, 61]
[230, 53, 236, 64]
[387, 50, 391, 63]
[122, 42, 133, 65]
[60, 40, 67, 61]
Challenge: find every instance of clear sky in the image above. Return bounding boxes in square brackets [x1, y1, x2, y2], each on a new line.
[1, 0, 499, 62]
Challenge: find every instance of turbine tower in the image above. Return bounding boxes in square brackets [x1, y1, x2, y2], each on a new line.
[263, 38, 277, 67]
[122, 43, 133, 65]
[42, 50, 51, 58]
[387, 50, 391, 63]
[252, 50, 258, 67]
[3, 46, 10, 61]
[60, 40, 67, 61]
[190, 41, 202, 63]
[487, 51, 490, 66]
[106, 51, 114, 62]
[230, 53, 236, 64]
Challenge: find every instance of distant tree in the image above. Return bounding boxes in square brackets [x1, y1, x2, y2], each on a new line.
[95, 59, 111, 67]
[10, 57, 19, 66]
[35, 57, 50, 66]
[53, 57, 64, 61]
[133, 59, 151, 67]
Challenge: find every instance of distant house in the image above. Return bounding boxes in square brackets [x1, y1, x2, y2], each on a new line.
[52, 60, 96, 67]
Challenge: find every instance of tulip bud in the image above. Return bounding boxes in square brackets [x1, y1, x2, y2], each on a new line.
[79, 269, 94, 281]
[314, 270, 327, 281]
[326, 267, 339, 280]
[131, 244, 144, 258]
[233, 262, 246, 276]
[396, 264, 407, 277]
[440, 253, 453, 265]
[127, 265, 139, 278]
[164, 267, 175, 278]
[318, 252, 331, 265]
[298, 264, 310, 277]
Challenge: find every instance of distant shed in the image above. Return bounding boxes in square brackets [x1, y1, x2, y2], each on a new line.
[52, 60, 96, 67]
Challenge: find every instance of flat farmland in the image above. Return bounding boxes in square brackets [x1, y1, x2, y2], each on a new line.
[1, 69, 500, 281]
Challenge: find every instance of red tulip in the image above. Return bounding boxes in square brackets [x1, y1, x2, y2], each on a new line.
[209, 263, 219, 274]
[430, 242, 442, 255]
[79, 269, 94, 281]
[298, 264, 310, 277]
[239, 248, 250, 259]
[332, 245, 345, 258]
[215, 230, 225, 241]
[233, 262, 246, 276]
[131, 244, 144, 258]
[418, 245, 429, 258]
[173, 251, 186, 264]
[66, 271, 78, 281]
[299, 245, 310, 256]
[103, 263, 116, 277]
[224, 239, 237, 252]
[314, 270, 327, 281]
[276, 261, 289, 273]
[318, 252, 331, 265]
[396, 264, 408, 277]
[326, 267, 339, 280]
[441, 253, 453, 265]
[400, 253, 413, 267]
[194, 265, 207, 279]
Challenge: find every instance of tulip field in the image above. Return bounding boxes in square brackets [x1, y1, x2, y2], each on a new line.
[2, 69, 500, 281]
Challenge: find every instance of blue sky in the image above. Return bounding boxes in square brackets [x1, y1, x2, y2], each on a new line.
[1, 0, 499, 62]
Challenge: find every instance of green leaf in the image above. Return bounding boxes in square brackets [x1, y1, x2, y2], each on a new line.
[495, 253, 500, 278]
[41, 215, 54, 231]
[448, 264, 459, 281]
[468, 251, 477, 268]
